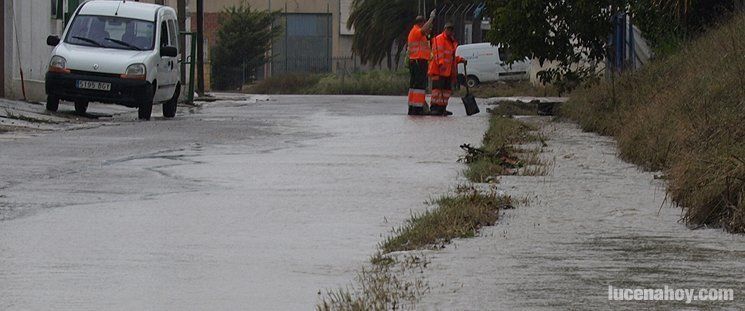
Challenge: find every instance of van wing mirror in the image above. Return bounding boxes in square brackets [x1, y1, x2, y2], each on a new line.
[47, 35, 61, 47]
[161, 46, 178, 57]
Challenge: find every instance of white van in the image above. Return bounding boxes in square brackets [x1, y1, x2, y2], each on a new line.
[45, 0, 180, 120]
[456, 43, 530, 88]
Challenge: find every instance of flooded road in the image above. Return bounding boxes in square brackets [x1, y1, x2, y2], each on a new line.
[418, 118, 745, 310]
[3, 98, 743, 310]
[0, 96, 487, 310]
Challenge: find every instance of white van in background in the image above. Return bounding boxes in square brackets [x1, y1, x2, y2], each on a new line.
[456, 43, 530, 88]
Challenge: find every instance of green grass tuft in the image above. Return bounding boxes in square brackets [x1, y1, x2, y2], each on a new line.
[245, 70, 407, 95]
[381, 187, 511, 253]
[462, 113, 547, 182]
[460, 80, 559, 98]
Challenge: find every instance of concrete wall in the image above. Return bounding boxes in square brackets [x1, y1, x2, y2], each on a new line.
[3, 0, 66, 101]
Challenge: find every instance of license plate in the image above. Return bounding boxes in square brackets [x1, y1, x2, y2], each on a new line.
[77, 80, 111, 91]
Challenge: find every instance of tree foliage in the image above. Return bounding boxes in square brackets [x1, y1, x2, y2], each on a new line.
[211, 2, 282, 90]
[485, 0, 740, 90]
[486, 0, 624, 91]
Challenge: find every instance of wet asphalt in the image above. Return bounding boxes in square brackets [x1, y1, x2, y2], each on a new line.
[0, 95, 488, 310]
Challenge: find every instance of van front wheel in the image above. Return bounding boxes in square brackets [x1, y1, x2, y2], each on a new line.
[163, 84, 179, 118]
[138, 98, 153, 120]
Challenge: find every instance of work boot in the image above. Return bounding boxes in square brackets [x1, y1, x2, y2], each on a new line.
[408, 106, 425, 116]
[429, 106, 445, 116]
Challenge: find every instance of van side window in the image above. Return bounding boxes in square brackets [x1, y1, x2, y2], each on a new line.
[160, 21, 169, 47]
[167, 19, 179, 51]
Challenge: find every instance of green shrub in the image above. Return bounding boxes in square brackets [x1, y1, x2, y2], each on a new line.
[245, 70, 408, 95]
[211, 3, 281, 90]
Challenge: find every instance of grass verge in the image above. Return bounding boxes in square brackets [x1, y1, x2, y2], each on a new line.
[488, 101, 542, 116]
[316, 253, 428, 311]
[459, 80, 559, 98]
[381, 186, 512, 253]
[244, 70, 408, 95]
[317, 186, 512, 310]
[560, 12, 745, 232]
[461, 112, 548, 182]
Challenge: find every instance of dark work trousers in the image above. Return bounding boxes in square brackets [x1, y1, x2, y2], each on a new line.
[430, 76, 453, 115]
[408, 59, 429, 115]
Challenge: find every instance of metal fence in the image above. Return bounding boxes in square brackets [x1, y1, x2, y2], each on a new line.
[272, 56, 331, 74]
[332, 56, 362, 77]
[271, 13, 333, 76]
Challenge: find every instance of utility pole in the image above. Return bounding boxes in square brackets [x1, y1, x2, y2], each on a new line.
[196, 0, 205, 96]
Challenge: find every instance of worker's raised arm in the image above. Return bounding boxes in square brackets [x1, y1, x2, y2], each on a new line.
[422, 9, 436, 34]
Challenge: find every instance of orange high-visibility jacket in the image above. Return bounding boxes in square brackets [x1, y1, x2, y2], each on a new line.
[428, 32, 465, 78]
[407, 25, 431, 60]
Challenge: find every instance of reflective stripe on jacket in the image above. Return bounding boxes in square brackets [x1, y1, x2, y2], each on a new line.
[428, 32, 464, 77]
[407, 25, 431, 60]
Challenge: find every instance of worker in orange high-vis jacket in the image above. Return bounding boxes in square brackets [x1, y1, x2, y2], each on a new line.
[428, 22, 466, 116]
[406, 10, 436, 115]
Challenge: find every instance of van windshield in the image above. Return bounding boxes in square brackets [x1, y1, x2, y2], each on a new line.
[65, 15, 155, 51]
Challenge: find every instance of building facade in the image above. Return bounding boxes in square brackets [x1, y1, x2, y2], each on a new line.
[188, 0, 356, 88]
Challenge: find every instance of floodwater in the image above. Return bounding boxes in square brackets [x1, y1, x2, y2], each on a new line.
[418, 118, 745, 310]
[3, 97, 743, 310]
[0, 95, 488, 310]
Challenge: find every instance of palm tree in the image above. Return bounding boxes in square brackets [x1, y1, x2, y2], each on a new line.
[348, 0, 481, 68]
[347, 0, 414, 68]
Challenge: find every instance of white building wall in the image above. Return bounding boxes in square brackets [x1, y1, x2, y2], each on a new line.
[4, 0, 66, 101]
